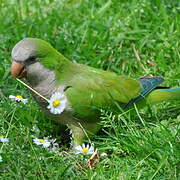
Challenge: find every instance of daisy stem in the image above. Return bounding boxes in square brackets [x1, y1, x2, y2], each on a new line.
[0, 106, 17, 153]
[28, 138, 45, 179]
[16, 78, 49, 102]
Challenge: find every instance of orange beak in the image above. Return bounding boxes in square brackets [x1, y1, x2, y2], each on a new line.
[11, 61, 27, 78]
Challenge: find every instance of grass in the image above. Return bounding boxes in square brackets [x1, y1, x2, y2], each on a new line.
[0, 0, 179, 179]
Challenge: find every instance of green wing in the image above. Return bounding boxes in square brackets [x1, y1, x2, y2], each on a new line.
[64, 64, 141, 121]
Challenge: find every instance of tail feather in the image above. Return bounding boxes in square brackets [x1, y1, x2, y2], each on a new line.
[125, 76, 164, 107]
[146, 88, 180, 104]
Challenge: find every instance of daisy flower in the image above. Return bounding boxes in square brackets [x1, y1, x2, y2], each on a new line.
[0, 136, 9, 143]
[9, 95, 28, 104]
[48, 142, 59, 152]
[74, 143, 94, 155]
[47, 92, 67, 114]
[33, 138, 51, 148]
[0, 155, 2, 162]
[100, 152, 107, 157]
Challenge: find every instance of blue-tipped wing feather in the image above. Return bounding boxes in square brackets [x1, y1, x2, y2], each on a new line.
[125, 76, 164, 107]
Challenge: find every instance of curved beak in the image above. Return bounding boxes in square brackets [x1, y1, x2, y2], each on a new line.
[11, 61, 27, 78]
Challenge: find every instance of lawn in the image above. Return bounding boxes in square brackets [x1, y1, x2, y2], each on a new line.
[0, 0, 179, 179]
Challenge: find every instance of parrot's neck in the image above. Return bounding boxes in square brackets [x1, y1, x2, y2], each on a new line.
[25, 61, 74, 125]
[26, 62, 57, 98]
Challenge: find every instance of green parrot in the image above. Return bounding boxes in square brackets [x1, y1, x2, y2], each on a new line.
[10, 38, 180, 147]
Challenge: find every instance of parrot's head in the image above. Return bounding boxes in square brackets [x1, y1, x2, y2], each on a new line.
[11, 38, 59, 80]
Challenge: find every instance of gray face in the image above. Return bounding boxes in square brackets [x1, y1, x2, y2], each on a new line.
[11, 38, 58, 89]
[11, 39, 38, 64]
[11, 38, 50, 81]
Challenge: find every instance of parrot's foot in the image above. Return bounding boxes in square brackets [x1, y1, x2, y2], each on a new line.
[68, 124, 86, 149]
[68, 122, 101, 149]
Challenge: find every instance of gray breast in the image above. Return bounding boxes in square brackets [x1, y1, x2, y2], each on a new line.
[25, 62, 74, 125]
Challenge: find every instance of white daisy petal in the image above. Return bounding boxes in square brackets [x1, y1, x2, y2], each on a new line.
[0, 155, 3, 162]
[86, 144, 89, 149]
[42, 142, 51, 148]
[82, 144, 85, 149]
[9, 95, 15, 99]
[33, 138, 42, 145]
[88, 146, 94, 154]
[33, 137, 53, 149]
[9, 95, 28, 104]
[21, 99, 28, 104]
[74, 143, 95, 155]
[75, 151, 81, 154]
[0, 136, 9, 143]
[75, 145, 83, 151]
[54, 109, 59, 114]
[100, 152, 107, 157]
[47, 92, 67, 115]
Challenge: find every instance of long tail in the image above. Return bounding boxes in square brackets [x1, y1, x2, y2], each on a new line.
[145, 88, 180, 104]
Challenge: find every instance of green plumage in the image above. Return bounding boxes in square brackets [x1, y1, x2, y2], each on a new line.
[146, 88, 180, 104]
[11, 38, 180, 146]
[43, 54, 143, 120]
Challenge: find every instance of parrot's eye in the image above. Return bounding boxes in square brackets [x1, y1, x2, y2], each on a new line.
[26, 56, 37, 65]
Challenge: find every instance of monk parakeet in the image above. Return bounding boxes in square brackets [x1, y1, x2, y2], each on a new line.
[10, 38, 180, 147]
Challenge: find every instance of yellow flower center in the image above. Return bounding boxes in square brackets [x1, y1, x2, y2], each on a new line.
[53, 100, 61, 107]
[16, 95, 23, 99]
[39, 139, 45, 143]
[82, 148, 89, 154]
